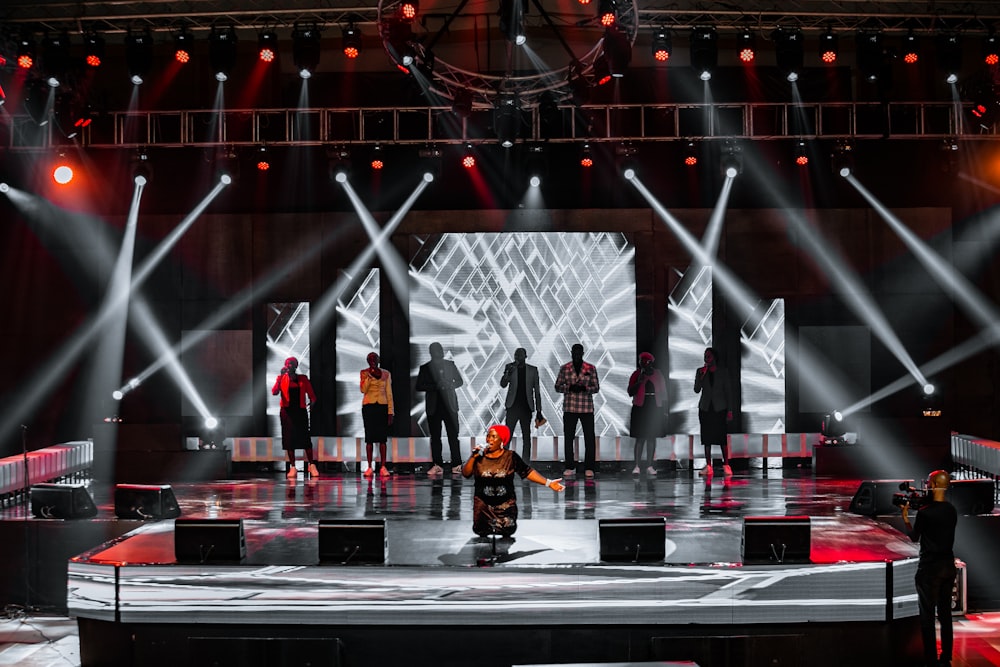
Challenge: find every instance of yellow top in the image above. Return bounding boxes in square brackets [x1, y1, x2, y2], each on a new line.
[360, 368, 394, 415]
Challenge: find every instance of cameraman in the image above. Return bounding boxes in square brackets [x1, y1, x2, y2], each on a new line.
[901, 470, 958, 667]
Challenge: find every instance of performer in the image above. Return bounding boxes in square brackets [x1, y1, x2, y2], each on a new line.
[415, 342, 465, 477]
[461, 424, 564, 537]
[627, 351, 667, 476]
[554, 343, 600, 478]
[499, 347, 544, 462]
[901, 470, 958, 667]
[360, 352, 394, 479]
[271, 356, 319, 479]
[693, 346, 734, 478]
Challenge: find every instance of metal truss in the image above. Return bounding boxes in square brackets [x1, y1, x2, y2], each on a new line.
[2, 100, 996, 151]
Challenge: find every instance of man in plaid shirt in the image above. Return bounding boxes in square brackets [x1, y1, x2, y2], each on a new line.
[554, 343, 601, 478]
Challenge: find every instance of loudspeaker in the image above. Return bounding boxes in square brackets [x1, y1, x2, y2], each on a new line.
[950, 479, 996, 515]
[30, 483, 98, 519]
[849, 479, 913, 516]
[174, 519, 246, 564]
[115, 484, 181, 520]
[742, 516, 811, 564]
[598, 517, 666, 563]
[318, 519, 386, 564]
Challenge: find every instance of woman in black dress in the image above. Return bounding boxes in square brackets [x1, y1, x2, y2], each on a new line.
[461, 424, 564, 537]
[271, 356, 319, 479]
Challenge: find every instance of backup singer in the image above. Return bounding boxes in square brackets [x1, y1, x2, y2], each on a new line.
[693, 347, 734, 478]
[360, 352, 394, 479]
[554, 343, 600, 479]
[627, 351, 667, 476]
[271, 356, 319, 479]
[500, 347, 544, 462]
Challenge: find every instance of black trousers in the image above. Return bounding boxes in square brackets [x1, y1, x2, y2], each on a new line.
[916, 559, 956, 664]
[505, 407, 532, 460]
[563, 412, 596, 471]
[427, 409, 461, 466]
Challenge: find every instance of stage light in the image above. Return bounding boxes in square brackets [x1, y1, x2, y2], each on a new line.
[423, 171, 434, 183]
[774, 27, 803, 82]
[526, 145, 546, 187]
[937, 32, 962, 84]
[580, 143, 593, 167]
[0, 183, 9, 194]
[720, 141, 742, 177]
[256, 145, 270, 171]
[832, 140, 854, 177]
[174, 29, 193, 64]
[400, 0, 419, 22]
[795, 140, 809, 166]
[499, 0, 527, 46]
[205, 416, 219, 430]
[604, 25, 631, 78]
[856, 30, 884, 82]
[690, 27, 717, 81]
[209, 26, 238, 82]
[112, 390, 124, 401]
[819, 28, 838, 63]
[17, 34, 35, 69]
[258, 30, 278, 63]
[737, 27, 755, 63]
[623, 166, 636, 180]
[293, 24, 322, 79]
[343, 25, 362, 59]
[371, 145, 385, 170]
[53, 160, 74, 185]
[220, 173, 233, 185]
[984, 30, 999, 65]
[84, 32, 105, 68]
[126, 28, 154, 85]
[494, 93, 522, 148]
[598, 0, 617, 28]
[131, 149, 153, 184]
[651, 28, 671, 63]
[684, 141, 697, 166]
[461, 144, 476, 168]
[923, 383, 936, 396]
[902, 29, 919, 64]
[593, 54, 612, 85]
[820, 411, 848, 444]
[386, 20, 415, 71]
[41, 32, 71, 88]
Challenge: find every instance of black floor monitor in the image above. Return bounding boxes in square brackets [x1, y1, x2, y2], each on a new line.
[318, 519, 386, 564]
[174, 519, 246, 564]
[30, 483, 98, 519]
[742, 516, 811, 564]
[115, 483, 181, 520]
[598, 517, 666, 563]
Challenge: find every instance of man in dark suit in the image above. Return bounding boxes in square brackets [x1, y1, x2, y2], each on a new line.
[500, 348, 544, 462]
[416, 342, 464, 476]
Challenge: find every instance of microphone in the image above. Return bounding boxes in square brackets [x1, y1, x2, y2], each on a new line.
[475, 445, 488, 457]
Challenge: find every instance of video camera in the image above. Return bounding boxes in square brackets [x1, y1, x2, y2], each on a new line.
[891, 481, 930, 510]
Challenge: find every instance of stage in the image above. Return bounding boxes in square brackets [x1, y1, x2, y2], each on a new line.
[4, 466, 945, 666]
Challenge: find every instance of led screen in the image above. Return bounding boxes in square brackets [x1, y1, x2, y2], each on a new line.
[335, 269, 381, 438]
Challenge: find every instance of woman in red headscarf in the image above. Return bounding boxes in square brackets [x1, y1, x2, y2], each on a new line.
[271, 356, 319, 479]
[462, 424, 564, 537]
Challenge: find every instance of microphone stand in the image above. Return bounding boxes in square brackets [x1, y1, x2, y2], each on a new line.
[21, 424, 29, 505]
[21, 424, 31, 612]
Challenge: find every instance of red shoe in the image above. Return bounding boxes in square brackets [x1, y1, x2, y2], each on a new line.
[379, 466, 391, 478]
[363, 468, 374, 479]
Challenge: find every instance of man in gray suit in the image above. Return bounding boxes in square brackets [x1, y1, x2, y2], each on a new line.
[500, 347, 544, 462]
[416, 342, 464, 476]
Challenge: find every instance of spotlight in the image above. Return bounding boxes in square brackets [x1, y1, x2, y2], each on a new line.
[936, 32, 962, 84]
[371, 145, 385, 170]
[258, 30, 278, 63]
[205, 416, 219, 430]
[343, 25, 362, 59]
[580, 143, 593, 167]
[423, 172, 434, 183]
[493, 93, 522, 148]
[794, 140, 809, 166]
[651, 28, 672, 63]
[400, 0, 419, 22]
[902, 29, 919, 64]
[41, 32, 71, 88]
[17, 33, 35, 69]
[461, 144, 476, 168]
[256, 145, 270, 171]
[220, 174, 233, 185]
[112, 390, 124, 401]
[593, 53, 612, 86]
[923, 383, 936, 396]
[856, 30, 884, 82]
[720, 141, 742, 177]
[598, 0, 617, 28]
[623, 167, 636, 180]
[334, 171, 348, 183]
[0, 183, 9, 194]
[174, 29, 194, 64]
[84, 32, 105, 68]
[737, 27, 755, 63]
[328, 146, 352, 181]
[293, 24, 322, 78]
[499, 0, 527, 46]
[819, 28, 838, 63]
[832, 140, 854, 177]
[774, 27, 804, 82]
[209, 26, 238, 82]
[684, 141, 697, 166]
[604, 25, 631, 78]
[526, 144, 546, 186]
[125, 28, 154, 85]
[418, 146, 443, 179]
[385, 20, 415, 72]
[52, 155, 74, 185]
[820, 411, 848, 444]
[131, 149, 153, 184]
[984, 30, 999, 65]
[690, 26, 717, 81]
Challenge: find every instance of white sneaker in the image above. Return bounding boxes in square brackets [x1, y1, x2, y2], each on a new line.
[427, 465, 443, 476]
[563, 468, 576, 477]
[632, 466, 640, 475]
[451, 465, 463, 475]
[646, 466, 657, 476]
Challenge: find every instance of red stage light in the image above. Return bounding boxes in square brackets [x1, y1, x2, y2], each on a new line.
[987, 53, 999, 65]
[344, 46, 359, 59]
[796, 155, 809, 166]
[371, 159, 384, 170]
[462, 155, 475, 169]
[739, 47, 755, 63]
[581, 157, 593, 168]
[257, 160, 270, 171]
[903, 52, 918, 64]
[972, 104, 988, 118]
[175, 49, 190, 64]
[653, 49, 670, 62]
[259, 48, 275, 63]
[600, 12, 615, 28]
[577, 0, 592, 4]
[18, 54, 32, 69]
[400, 2, 418, 20]
[821, 50, 837, 64]
[684, 156, 697, 166]
[86, 54, 101, 67]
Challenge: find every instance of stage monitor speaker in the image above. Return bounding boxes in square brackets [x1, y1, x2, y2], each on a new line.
[950, 479, 996, 515]
[318, 519, 386, 564]
[598, 517, 666, 563]
[174, 519, 246, 564]
[742, 516, 811, 564]
[30, 483, 98, 519]
[849, 479, 913, 517]
[115, 484, 181, 520]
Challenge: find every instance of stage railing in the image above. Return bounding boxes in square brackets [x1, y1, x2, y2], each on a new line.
[952, 433, 1000, 479]
[0, 440, 93, 501]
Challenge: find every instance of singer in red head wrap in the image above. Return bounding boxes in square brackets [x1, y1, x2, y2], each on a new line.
[461, 424, 564, 537]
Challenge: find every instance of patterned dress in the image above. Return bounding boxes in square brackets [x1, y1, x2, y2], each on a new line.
[471, 450, 533, 537]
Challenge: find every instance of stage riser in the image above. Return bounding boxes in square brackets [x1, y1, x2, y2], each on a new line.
[78, 619, 922, 667]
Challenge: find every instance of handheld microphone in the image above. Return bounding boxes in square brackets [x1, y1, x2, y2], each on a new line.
[476, 445, 488, 457]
